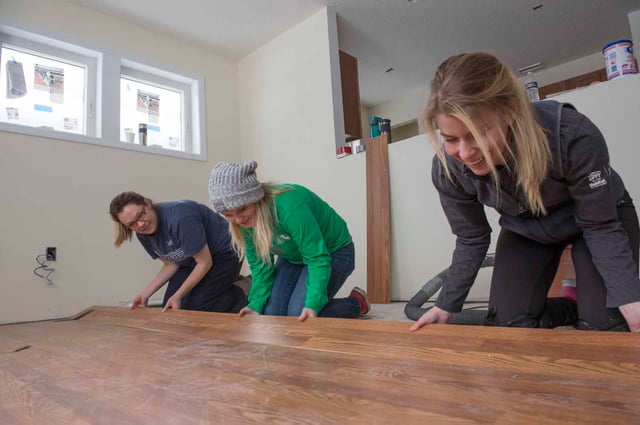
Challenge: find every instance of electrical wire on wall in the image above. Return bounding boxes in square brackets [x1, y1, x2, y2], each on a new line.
[34, 254, 55, 285]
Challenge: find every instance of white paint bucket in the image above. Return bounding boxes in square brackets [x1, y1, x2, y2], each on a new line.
[602, 39, 638, 80]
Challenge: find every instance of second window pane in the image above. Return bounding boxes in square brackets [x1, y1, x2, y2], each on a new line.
[120, 76, 183, 151]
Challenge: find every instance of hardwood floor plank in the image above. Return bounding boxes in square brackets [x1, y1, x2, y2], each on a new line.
[1, 306, 639, 424]
[0, 368, 92, 425]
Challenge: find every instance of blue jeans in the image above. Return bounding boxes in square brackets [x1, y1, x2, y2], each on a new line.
[263, 242, 359, 318]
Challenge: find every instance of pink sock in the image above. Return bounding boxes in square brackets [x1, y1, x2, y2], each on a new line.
[562, 280, 577, 303]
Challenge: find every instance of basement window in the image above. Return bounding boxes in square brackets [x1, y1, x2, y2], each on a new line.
[0, 33, 96, 136]
[0, 22, 206, 161]
[120, 63, 196, 153]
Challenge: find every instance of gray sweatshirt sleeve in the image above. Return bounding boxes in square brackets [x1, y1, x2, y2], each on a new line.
[561, 109, 640, 307]
[431, 156, 491, 312]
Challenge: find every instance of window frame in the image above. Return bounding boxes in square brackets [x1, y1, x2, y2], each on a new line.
[121, 61, 194, 154]
[0, 24, 98, 139]
[0, 20, 207, 161]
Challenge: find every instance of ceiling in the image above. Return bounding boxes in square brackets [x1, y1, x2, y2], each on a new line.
[70, 0, 640, 106]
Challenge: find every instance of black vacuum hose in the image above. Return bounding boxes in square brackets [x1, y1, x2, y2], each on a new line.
[404, 254, 494, 325]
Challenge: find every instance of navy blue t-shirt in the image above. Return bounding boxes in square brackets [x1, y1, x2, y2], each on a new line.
[136, 200, 233, 268]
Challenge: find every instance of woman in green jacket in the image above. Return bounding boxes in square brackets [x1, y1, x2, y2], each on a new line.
[208, 160, 369, 321]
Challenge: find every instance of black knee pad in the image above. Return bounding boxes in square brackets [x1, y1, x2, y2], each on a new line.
[484, 308, 540, 328]
[577, 317, 630, 332]
[505, 314, 541, 328]
[484, 299, 577, 329]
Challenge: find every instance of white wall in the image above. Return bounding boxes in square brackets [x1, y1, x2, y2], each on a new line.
[383, 73, 640, 303]
[629, 9, 640, 50]
[551, 74, 640, 204]
[238, 9, 367, 297]
[387, 135, 500, 301]
[236, 8, 503, 302]
[531, 52, 605, 87]
[382, 68, 640, 303]
[359, 105, 370, 139]
[15, 1, 620, 322]
[368, 52, 611, 129]
[0, 0, 240, 323]
[369, 86, 428, 130]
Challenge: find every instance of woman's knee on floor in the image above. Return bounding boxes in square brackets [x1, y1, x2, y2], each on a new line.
[577, 308, 630, 332]
[484, 298, 578, 328]
[484, 308, 541, 328]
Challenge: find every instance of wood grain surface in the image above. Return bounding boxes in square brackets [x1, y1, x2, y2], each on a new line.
[365, 133, 391, 303]
[1, 306, 639, 424]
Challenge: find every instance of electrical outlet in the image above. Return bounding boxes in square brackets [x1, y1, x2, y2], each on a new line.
[46, 247, 57, 261]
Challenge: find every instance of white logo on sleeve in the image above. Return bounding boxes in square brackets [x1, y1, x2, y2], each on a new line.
[161, 248, 186, 262]
[588, 170, 607, 189]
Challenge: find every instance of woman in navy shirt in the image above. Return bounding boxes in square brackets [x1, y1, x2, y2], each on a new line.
[109, 191, 245, 313]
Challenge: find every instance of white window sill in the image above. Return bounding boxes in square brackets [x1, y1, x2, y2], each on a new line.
[0, 122, 207, 161]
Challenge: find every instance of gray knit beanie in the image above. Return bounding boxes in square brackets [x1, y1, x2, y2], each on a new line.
[208, 160, 265, 212]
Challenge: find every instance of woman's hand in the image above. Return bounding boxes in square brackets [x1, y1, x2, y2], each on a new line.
[619, 301, 640, 332]
[239, 306, 258, 317]
[298, 308, 317, 322]
[162, 294, 182, 312]
[130, 293, 149, 310]
[409, 306, 451, 331]
[131, 260, 179, 310]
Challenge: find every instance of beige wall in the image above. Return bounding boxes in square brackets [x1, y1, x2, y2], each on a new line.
[238, 9, 368, 298]
[0, 0, 240, 323]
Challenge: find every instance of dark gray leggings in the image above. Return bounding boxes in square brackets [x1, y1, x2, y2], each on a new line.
[486, 198, 639, 331]
[163, 251, 245, 313]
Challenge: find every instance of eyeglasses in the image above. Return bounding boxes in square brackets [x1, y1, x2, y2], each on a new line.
[124, 205, 148, 229]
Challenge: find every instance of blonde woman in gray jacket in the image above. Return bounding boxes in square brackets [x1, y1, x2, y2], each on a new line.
[412, 52, 640, 332]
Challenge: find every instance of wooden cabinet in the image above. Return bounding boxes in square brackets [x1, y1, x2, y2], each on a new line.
[539, 68, 607, 99]
[339, 50, 362, 141]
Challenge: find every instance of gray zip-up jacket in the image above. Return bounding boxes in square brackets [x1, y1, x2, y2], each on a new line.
[432, 100, 640, 312]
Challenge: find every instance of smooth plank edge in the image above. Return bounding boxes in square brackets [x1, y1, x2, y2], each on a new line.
[365, 134, 391, 303]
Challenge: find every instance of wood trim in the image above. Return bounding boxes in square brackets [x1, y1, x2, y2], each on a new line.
[339, 50, 362, 141]
[539, 68, 607, 99]
[365, 133, 391, 303]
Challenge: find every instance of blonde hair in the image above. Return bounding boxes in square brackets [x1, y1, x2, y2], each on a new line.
[423, 52, 550, 216]
[227, 184, 289, 263]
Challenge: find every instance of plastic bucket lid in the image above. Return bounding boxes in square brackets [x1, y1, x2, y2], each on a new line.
[602, 39, 632, 53]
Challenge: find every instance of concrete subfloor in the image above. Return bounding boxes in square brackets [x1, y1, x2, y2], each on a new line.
[368, 301, 489, 323]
